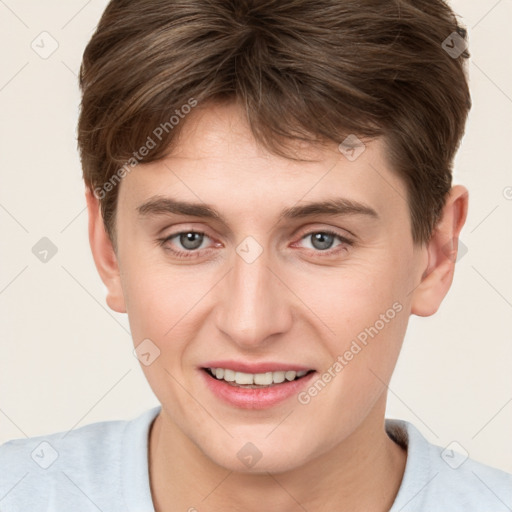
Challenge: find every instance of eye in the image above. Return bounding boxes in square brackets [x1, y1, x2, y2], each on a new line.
[157, 228, 353, 260]
[158, 230, 214, 257]
[296, 230, 353, 253]
[174, 232, 208, 251]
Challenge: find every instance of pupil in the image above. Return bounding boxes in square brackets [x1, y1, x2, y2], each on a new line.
[180, 232, 203, 250]
[312, 233, 334, 250]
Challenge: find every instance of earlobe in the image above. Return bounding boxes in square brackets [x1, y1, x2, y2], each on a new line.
[411, 185, 469, 317]
[85, 188, 127, 313]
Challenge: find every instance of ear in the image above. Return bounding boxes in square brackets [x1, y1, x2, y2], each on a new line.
[85, 188, 126, 313]
[411, 185, 469, 317]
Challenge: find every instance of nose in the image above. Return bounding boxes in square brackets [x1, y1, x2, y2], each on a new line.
[214, 244, 293, 349]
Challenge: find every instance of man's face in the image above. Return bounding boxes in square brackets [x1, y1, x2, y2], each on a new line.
[114, 102, 426, 472]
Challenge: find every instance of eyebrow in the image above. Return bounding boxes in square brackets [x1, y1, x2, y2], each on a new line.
[137, 196, 379, 223]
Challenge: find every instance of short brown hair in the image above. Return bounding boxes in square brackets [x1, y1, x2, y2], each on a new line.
[78, 0, 470, 245]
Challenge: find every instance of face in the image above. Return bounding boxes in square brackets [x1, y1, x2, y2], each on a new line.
[104, 102, 429, 472]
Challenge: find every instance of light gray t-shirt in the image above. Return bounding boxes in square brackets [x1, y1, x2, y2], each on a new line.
[0, 406, 511, 511]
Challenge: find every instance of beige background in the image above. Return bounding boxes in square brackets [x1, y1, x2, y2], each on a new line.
[0, 0, 511, 472]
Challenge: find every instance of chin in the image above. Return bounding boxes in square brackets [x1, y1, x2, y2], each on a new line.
[197, 433, 317, 475]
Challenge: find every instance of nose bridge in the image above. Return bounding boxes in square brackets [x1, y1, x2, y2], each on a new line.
[215, 244, 291, 347]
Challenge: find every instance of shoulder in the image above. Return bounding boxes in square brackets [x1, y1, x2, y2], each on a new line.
[0, 414, 129, 476]
[387, 419, 512, 512]
[424, 437, 512, 510]
[0, 407, 159, 512]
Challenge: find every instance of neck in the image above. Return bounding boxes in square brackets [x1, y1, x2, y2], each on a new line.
[148, 400, 406, 512]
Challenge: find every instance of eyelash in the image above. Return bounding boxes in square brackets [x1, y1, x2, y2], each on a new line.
[157, 229, 354, 259]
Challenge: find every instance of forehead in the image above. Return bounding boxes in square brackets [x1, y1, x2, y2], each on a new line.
[119, 103, 409, 228]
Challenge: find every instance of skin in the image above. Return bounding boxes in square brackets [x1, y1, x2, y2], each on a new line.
[86, 102, 468, 512]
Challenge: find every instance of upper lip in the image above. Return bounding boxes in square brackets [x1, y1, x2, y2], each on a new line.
[201, 361, 314, 374]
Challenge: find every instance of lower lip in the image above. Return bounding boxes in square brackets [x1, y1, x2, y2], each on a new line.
[200, 369, 316, 410]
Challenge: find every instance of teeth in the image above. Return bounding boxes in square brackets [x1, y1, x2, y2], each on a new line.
[273, 371, 286, 383]
[254, 372, 273, 385]
[235, 371, 254, 385]
[285, 371, 296, 381]
[223, 369, 236, 382]
[207, 368, 310, 385]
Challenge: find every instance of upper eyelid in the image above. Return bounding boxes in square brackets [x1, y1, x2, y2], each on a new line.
[161, 220, 354, 238]
[294, 230, 353, 250]
[163, 228, 352, 250]
[297, 227, 353, 240]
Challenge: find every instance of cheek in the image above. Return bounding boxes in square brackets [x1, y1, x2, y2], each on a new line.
[297, 260, 405, 340]
[298, 259, 410, 387]
[120, 255, 207, 345]
[296, 299, 408, 437]
[120, 264, 210, 402]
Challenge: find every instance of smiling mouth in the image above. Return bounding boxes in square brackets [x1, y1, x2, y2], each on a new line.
[203, 367, 315, 388]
